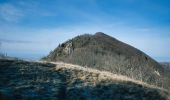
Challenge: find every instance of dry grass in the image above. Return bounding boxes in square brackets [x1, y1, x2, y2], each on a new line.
[39, 61, 168, 92]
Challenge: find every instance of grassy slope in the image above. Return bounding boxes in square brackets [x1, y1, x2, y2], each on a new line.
[0, 59, 169, 100]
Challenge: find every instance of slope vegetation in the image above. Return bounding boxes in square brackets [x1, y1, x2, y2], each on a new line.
[0, 59, 169, 100]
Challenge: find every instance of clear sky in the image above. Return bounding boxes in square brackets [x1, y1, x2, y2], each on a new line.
[0, 0, 170, 61]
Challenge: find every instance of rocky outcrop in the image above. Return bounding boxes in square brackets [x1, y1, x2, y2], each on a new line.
[63, 42, 73, 55]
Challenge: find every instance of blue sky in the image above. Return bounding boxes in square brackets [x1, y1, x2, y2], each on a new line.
[0, 0, 170, 61]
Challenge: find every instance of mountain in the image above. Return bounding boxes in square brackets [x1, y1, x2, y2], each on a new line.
[0, 59, 169, 99]
[43, 32, 170, 90]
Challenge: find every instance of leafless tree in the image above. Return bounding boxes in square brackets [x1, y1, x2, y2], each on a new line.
[0, 41, 5, 57]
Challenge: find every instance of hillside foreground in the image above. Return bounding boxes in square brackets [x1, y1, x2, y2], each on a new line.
[0, 59, 169, 100]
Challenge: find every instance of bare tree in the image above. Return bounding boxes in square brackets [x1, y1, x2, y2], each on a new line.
[0, 41, 5, 57]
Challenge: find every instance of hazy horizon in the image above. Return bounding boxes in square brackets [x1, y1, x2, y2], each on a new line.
[0, 0, 170, 62]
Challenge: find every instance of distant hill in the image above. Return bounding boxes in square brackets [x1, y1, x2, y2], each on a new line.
[0, 59, 169, 99]
[42, 32, 170, 90]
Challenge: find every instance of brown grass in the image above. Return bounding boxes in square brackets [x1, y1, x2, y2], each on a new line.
[39, 61, 168, 92]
